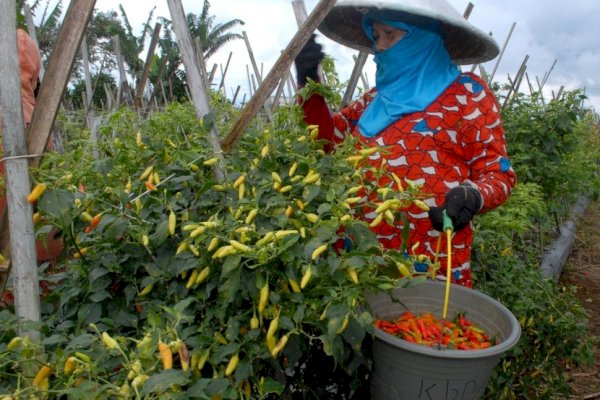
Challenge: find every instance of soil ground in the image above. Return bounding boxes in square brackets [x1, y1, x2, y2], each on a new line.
[560, 201, 600, 399]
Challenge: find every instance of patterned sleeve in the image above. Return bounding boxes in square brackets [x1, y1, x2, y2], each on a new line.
[300, 89, 376, 150]
[458, 74, 517, 212]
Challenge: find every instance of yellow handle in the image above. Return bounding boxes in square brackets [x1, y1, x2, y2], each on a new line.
[442, 228, 452, 319]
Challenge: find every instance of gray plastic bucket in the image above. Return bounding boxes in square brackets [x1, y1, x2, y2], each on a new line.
[367, 280, 521, 400]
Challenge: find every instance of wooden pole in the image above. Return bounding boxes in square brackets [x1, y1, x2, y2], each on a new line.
[25, 0, 96, 163]
[242, 31, 272, 119]
[342, 52, 369, 107]
[167, 0, 224, 180]
[145, 46, 171, 112]
[535, 76, 546, 106]
[193, 37, 211, 94]
[246, 65, 254, 97]
[0, 0, 40, 340]
[112, 35, 133, 106]
[502, 55, 528, 110]
[104, 83, 114, 110]
[208, 63, 218, 85]
[488, 22, 516, 85]
[463, 2, 474, 19]
[541, 59, 557, 89]
[218, 52, 233, 92]
[222, 0, 337, 152]
[0, 0, 96, 297]
[135, 22, 162, 110]
[231, 86, 241, 105]
[80, 36, 99, 159]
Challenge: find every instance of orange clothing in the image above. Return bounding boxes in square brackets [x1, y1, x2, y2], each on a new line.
[17, 28, 42, 125]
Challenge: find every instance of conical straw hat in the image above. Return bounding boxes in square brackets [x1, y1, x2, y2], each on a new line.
[318, 0, 499, 65]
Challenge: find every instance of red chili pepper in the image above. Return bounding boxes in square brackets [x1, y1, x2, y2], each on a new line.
[145, 181, 157, 191]
[90, 214, 101, 229]
[375, 312, 493, 349]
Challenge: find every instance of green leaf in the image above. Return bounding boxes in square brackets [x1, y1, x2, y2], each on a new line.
[37, 188, 73, 227]
[88, 267, 109, 284]
[221, 254, 242, 276]
[151, 218, 169, 246]
[141, 369, 189, 395]
[261, 377, 285, 395]
[219, 269, 241, 304]
[303, 184, 321, 203]
[89, 290, 111, 303]
[173, 297, 195, 314]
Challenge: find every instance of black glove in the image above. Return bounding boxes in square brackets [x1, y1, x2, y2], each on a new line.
[294, 34, 325, 86]
[428, 185, 482, 231]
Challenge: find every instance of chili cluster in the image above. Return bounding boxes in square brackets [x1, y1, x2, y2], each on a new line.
[374, 311, 497, 350]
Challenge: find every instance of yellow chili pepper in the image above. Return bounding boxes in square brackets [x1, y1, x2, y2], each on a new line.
[158, 342, 173, 369]
[300, 268, 312, 289]
[225, 353, 239, 377]
[271, 334, 289, 358]
[32, 365, 52, 387]
[139, 165, 154, 181]
[64, 356, 77, 375]
[347, 268, 359, 284]
[203, 157, 219, 166]
[102, 332, 119, 350]
[258, 283, 269, 314]
[27, 183, 47, 203]
[168, 211, 177, 236]
[195, 267, 210, 286]
[311, 244, 328, 260]
[289, 279, 301, 293]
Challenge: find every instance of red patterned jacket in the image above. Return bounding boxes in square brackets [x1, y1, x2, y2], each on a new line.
[301, 72, 516, 286]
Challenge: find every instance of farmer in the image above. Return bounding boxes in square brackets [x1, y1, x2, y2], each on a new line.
[294, 0, 516, 287]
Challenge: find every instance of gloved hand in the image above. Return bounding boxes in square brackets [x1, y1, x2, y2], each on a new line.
[294, 34, 325, 86]
[428, 185, 483, 231]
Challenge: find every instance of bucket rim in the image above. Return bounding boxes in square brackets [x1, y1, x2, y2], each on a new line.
[372, 280, 521, 359]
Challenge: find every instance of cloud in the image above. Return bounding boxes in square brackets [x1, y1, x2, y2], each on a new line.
[90, 0, 599, 112]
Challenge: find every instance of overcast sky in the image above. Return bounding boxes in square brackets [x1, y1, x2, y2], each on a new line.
[91, 0, 600, 112]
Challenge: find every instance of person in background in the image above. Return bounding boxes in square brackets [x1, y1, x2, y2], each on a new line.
[294, 0, 516, 287]
[17, 28, 42, 126]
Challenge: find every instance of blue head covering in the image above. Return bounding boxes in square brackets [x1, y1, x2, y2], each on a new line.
[357, 18, 460, 138]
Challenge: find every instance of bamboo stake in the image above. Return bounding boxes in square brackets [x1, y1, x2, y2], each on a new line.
[219, 52, 233, 92]
[541, 59, 557, 88]
[242, 31, 272, 119]
[104, 83, 114, 109]
[222, 0, 336, 152]
[167, 0, 224, 180]
[24, 0, 96, 161]
[232, 86, 241, 105]
[208, 63, 218, 85]
[135, 22, 162, 110]
[80, 36, 99, 159]
[145, 45, 171, 112]
[488, 22, 516, 85]
[462, 2, 474, 19]
[291, 0, 309, 25]
[535, 76, 546, 106]
[246, 65, 253, 97]
[0, 1, 40, 340]
[502, 55, 528, 110]
[193, 37, 211, 94]
[342, 52, 368, 107]
[112, 35, 133, 106]
[525, 73, 535, 97]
